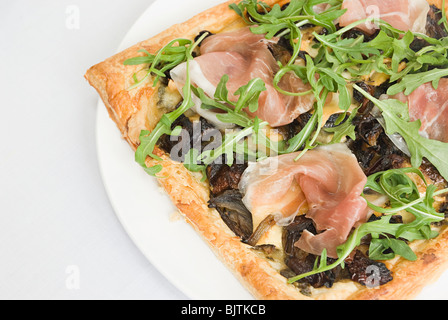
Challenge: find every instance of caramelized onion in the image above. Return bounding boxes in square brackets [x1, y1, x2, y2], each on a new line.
[209, 190, 253, 241]
[246, 214, 276, 247]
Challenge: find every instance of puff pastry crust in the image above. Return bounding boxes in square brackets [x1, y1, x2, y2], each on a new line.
[85, 0, 448, 300]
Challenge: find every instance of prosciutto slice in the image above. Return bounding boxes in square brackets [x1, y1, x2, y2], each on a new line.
[170, 27, 315, 128]
[394, 79, 448, 143]
[239, 144, 368, 258]
[339, 0, 429, 35]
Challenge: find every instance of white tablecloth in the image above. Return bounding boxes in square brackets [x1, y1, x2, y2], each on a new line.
[0, 0, 187, 300]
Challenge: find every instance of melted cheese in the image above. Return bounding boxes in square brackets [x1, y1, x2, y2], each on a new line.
[257, 224, 284, 250]
[319, 89, 357, 126]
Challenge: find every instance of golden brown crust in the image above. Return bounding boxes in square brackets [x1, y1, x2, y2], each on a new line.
[86, 0, 448, 300]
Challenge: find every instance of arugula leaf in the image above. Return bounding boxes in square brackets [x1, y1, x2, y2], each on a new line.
[278, 54, 353, 156]
[188, 75, 280, 167]
[302, 0, 345, 34]
[193, 75, 266, 128]
[315, 17, 448, 90]
[277, 56, 328, 157]
[230, 0, 308, 32]
[183, 148, 207, 180]
[365, 29, 448, 92]
[317, 67, 351, 111]
[364, 168, 445, 239]
[390, 31, 415, 73]
[213, 74, 232, 105]
[324, 108, 358, 144]
[368, 238, 395, 261]
[234, 78, 267, 113]
[369, 238, 417, 261]
[387, 68, 448, 96]
[134, 34, 208, 174]
[366, 30, 394, 52]
[279, 107, 318, 154]
[142, 164, 163, 177]
[439, 0, 448, 34]
[314, 32, 380, 59]
[353, 84, 448, 182]
[124, 38, 193, 88]
[199, 122, 269, 166]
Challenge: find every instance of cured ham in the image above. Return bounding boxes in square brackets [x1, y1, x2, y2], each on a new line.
[239, 144, 368, 258]
[339, 0, 429, 35]
[407, 79, 448, 143]
[391, 79, 448, 143]
[170, 27, 315, 128]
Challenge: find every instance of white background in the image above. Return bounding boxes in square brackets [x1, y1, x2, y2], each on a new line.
[0, 0, 188, 299]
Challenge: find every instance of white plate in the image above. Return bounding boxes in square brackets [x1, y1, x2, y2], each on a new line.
[96, 0, 448, 300]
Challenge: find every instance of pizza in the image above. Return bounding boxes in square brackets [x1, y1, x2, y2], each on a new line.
[85, 0, 448, 300]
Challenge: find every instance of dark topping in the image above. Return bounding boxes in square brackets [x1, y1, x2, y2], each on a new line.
[426, 5, 448, 40]
[158, 113, 190, 158]
[348, 113, 407, 176]
[437, 202, 448, 224]
[348, 82, 412, 176]
[267, 42, 292, 66]
[281, 216, 350, 288]
[285, 254, 348, 289]
[420, 158, 448, 190]
[276, 116, 307, 142]
[246, 215, 276, 247]
[206, 152, 251, 241]
[440, 201, 448, 215]
[280, 2, 290, 11]
[347, 251, 393, 287]
[282, 215, 316, 257]
[368, 214, 403, 225]
[209, 190, 253, 241]
[277, 35, 294, 55]
[352, 81, 374, 105]
[278, 111, 353, 145]
[194, 30, 214, 46]
[410, 6, 448, 54]
[206, 160, 247, 196]
[323, 113, 350, 129]
[281, 216, 394, 288]
[158, 114, 219, 163]
[340, 26, 380, 43]
[410, 37, 432, 53]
